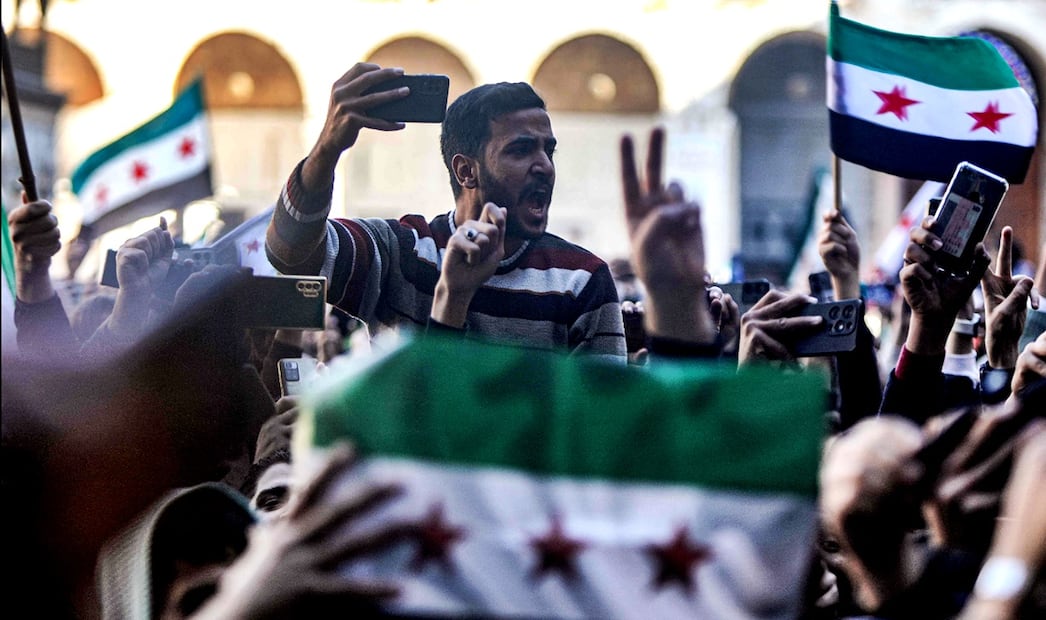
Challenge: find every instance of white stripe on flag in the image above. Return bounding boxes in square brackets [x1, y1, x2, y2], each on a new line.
[79, 115, 210, 224]
[320, 456, 816, 620]
[828, 59, 1037, 146]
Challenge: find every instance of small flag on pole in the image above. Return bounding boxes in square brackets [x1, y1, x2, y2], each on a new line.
[299, 336, 825, 619]
[206, 206, 279, 276]
[827, 1, 1038, 183]
[71, 78, 212, 236]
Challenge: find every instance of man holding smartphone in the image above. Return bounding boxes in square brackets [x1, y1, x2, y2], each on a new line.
[265, 63, 625, 361]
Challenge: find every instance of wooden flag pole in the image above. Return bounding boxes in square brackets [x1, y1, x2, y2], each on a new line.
[0, 24, 40, 202]
[832, 154, 842, 213]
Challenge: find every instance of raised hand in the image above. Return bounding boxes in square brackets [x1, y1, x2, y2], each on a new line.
[195, 443, 409, 618]
[302, 63, 409, 191]
[8, 196, 61, 303]
[107, 218, 175, 338]
[620, 127, 713, 343]
[818, 209, 861, 300]
[982, 226, 1040, 368]
[737, 289, 822, 364]
[430, 203, 506, 328]
[900, 215, 989, 355]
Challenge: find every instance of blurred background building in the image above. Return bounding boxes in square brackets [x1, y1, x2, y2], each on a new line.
[2, 0, 1043, 286]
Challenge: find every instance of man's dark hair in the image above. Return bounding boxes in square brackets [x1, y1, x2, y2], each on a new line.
[239, 448, 292, 498]
[440, 82, 546, 198]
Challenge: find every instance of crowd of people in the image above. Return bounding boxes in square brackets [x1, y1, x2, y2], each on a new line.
[2, 62, 1044, 619]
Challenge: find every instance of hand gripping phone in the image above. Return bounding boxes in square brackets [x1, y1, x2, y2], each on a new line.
[278, 357, 319, 397]
[710, 279, 771, 317]
[362, 74, 450, 123]
[792, 299, 863, 357]
[929, 161, 1008, 275]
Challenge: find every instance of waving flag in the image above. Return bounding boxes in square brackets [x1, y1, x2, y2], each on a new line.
[299, 336, 825, 619]
[827, 2, 1037, 183]
[71, 79, 212, 236]
[206, 205, 279, 276]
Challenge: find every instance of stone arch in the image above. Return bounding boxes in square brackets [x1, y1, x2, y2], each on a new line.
[175, 31, 303, 110]
[19, 28, 104, 106]
[728, 31, 833, 282]
[364, 36, 476, 104]
[532, 33, 660, 113]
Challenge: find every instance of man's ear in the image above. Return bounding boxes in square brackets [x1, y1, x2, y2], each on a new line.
[452, 154, 478, 189]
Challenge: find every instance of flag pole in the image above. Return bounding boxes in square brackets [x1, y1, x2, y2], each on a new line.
[832, 154, 842, 213]
[0, 24, 39, 202]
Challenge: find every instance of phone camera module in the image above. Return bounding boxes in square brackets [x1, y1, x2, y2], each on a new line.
[843, 305, 854, 319]
[829, 306, 841, 320]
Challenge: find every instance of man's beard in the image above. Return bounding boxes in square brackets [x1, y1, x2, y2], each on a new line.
[478, 169, 550, 241]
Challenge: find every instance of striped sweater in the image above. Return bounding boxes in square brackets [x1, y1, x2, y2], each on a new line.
[267, 161, 626, 362]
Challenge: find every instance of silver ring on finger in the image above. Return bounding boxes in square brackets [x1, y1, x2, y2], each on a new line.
[465, 228, 478, 242]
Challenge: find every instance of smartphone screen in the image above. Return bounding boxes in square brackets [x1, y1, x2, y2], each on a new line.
[929, 162, 1008, 274]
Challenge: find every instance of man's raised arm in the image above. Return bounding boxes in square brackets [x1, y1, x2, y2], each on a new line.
[265, 63, 408, 274]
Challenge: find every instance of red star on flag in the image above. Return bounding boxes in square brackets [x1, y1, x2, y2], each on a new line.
[529, 514, 587, 580]
[873, 85, 920, 121]
[647, 526, 713, 593]
[131, 160, 150, 183]
[411, 502, 465, 572]
[94, 185, 109, 207]
[244, 239, 260, 254]
[178, 136, 196, 158]
[968, 101, 1013, 134]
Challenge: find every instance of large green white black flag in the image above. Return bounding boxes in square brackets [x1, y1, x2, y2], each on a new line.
[71, 79, 212, 235]
[298, 336, 826, 619]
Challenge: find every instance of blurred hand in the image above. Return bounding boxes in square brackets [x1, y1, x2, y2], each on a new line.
[620, 127, 713, 344]
[737, 290, 822, 364]
[107, 218, 175, 339]
[8, 197, 61, 303]
[115, 218, 174, 294]
[1010, 332, 1046, 399]
[255, 396, 300, 465]
[957, 422, 1046, 620]
[706, 286, 740, 353]
[196, 443, 409, 619]
[981, 226, 1039, 368]
[818, 209, 861, 300]
[924, 402, 1039, 554]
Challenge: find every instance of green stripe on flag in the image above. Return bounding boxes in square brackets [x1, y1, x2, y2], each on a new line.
[305, 336, 826, 497]
[1, 202, 16, 297]
[828, 3, 1019, 91]
[71, 78, 206, 193]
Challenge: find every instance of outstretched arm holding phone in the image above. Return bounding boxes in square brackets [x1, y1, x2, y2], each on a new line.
[265, 64, 408, 275]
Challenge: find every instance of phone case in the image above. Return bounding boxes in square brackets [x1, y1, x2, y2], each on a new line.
[929, 161, 1008, 274]
[792, 299, 862, 357]
[279, 358, 318, 397]
[362, 74, 450, 123]
[712, 279, 771, 316]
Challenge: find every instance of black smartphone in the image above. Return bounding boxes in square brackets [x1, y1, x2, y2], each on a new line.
[237, 275, 327, 330]
[791, 299, 862, 357]
[809, 271, 834, 303]
[711, 279, 771, 316]
[278, 357, 320, 397]
[362, 74, 450, 123]
[928, 161, 1008, 275]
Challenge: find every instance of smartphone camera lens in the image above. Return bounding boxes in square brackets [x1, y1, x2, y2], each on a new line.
[829, 306, 841, 320]
[843, 305, 854, 319]
[833, 320, 846, 334]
